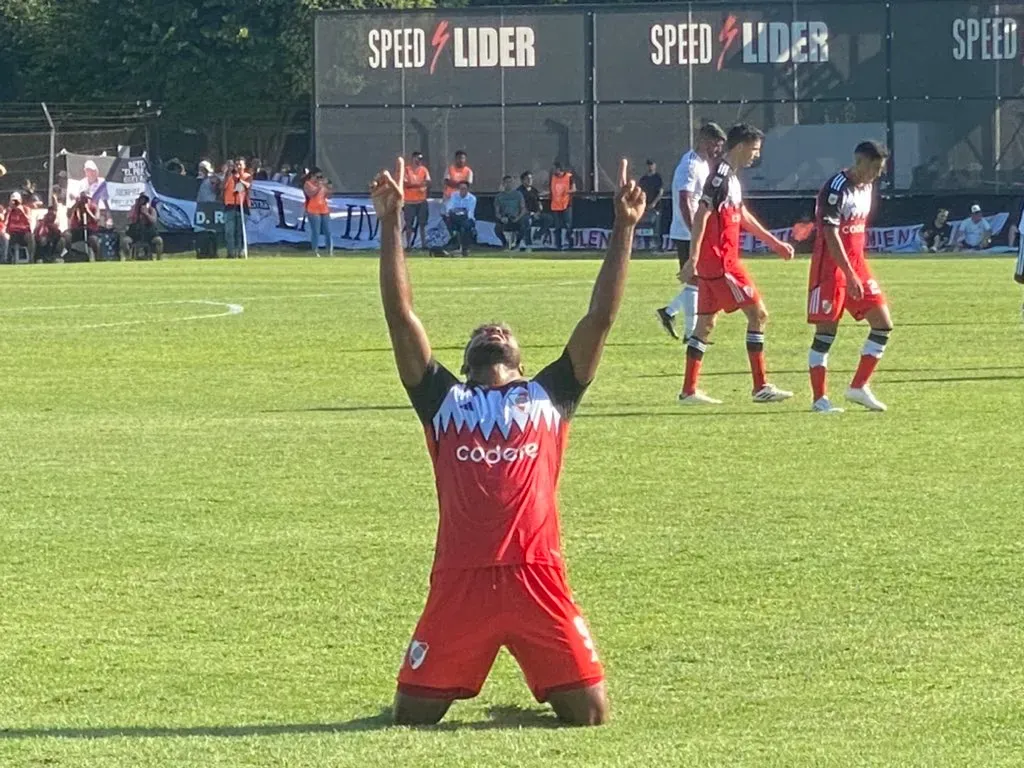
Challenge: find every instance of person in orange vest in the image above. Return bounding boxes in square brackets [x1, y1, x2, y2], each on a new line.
[303, 166, 333, 257]
[548, 161, 577, 251]
[223, 157, 253, 258]
[443, 150, 473, 200]
[403, 151, 432, 249]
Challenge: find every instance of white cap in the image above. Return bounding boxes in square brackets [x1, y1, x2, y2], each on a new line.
[199, 160, 214, 173]
[84, 160, 99, 172]
[9, 191, 21, 202]
[970, 204, 982, 214]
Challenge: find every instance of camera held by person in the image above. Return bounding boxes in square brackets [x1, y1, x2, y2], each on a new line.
[63, 191, 101, 261]
[123, 193, 164, 260]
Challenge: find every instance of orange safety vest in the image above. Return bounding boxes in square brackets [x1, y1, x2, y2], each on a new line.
[304, 180, 329, 215]
[404, 165, 431, 203]
[223, 172, 252, 207]
[444, 164, 473, 199]
[550, 173, 573, 212]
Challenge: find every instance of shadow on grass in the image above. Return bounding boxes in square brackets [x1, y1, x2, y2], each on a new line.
[0, 705, 560, 740]
[635, 364, 1024, 380]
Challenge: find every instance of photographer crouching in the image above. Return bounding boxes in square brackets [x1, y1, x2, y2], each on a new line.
[122, 193, 163, 260]
[63, 191, 100, 261]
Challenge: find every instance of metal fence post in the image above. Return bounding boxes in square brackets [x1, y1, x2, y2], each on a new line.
[884, 2, 895, 191]
[41, 102, 55, 201]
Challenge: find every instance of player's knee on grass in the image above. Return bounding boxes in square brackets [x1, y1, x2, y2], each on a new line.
[392, 692, 453, 726]
[547, 682, 609, 727]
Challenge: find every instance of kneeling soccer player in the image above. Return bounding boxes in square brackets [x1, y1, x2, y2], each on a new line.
[808, 141, 892, 413]
[372, 157, 647, 727]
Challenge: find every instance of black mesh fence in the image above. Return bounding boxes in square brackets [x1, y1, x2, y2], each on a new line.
[315, 0, 1024, 194]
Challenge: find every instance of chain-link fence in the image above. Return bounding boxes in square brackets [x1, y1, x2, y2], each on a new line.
[0, 103, 151, 201]
[314, 0, 1024, 194]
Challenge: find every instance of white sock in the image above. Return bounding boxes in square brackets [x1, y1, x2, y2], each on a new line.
[681, 284, 699, 340]
[666, 288, 687, 317]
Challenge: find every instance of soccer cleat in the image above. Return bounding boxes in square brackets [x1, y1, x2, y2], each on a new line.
[752, 384, 794, 403]
[655, 307, 679, 339]
[845, 386, 887, 412]
[678, 390, 723, 405]
[811, 397, 845, 414]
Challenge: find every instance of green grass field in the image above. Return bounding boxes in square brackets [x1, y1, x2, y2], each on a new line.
[1, 254, 1022, 767]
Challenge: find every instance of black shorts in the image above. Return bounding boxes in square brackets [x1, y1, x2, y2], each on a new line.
[674, 239, 691, 270]
[8, 232, 31, 248]
[404, 201, 429, 228]
[70, 229, 95, 244]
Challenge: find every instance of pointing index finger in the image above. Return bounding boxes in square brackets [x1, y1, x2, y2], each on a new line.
[618, 158, 628, 189]
[395, 156, 405, 189]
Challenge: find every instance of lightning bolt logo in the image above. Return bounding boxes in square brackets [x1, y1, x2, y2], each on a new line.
[430, 20, 451, 75]
[717, 14, 739, 72]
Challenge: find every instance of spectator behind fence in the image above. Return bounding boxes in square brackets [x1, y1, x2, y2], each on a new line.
[517, 171, 542, 252]
[197, 160, 220, 202]
[253, 158, 269, 181]
[123, 193, 163, 259]
[494, 175, 528, 251]
[403, 152, 432, 249]
[638, 159, 665, 250]
[272, 164, 292, 184]
[919, 208, 951, 252]
[21, 179, 43, 209]
[222, 158, 252, 258]
[954, 204, 992, 250]
[5, 193, 35, 262]
[64, 191, 100, 261]
[34, 203, 62, 262]
[444, 181, 477, 257]
[549, 161, 576, 251]
[0, 202, 7, 263]
[443, 150, 473, 200]
[303, 167, 333, 257]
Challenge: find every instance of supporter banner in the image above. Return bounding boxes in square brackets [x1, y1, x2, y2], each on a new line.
[65, 153, 151, 228]
[149, 173, 1013, 253]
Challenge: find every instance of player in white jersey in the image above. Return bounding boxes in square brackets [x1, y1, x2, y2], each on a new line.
[655, 123, 727, 341]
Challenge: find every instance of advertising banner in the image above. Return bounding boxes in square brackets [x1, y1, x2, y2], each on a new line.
[315, 10, 587, 107]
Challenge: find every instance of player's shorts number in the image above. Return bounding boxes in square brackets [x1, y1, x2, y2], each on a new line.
[574, 615, 599, 663]
[865, 279, 880, 296]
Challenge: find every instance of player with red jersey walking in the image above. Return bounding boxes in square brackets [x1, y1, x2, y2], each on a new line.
[679, 123, 795, 405]
[372, 156, 647, 726]
[807, 141, 891, 413]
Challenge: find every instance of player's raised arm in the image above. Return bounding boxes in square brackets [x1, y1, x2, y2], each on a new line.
[373, 157, 432, 387]
[740, 205, 794, 260]
[564, 159, 645, 385]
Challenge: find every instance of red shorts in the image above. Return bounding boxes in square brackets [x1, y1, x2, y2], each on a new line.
[697, 263, 760, 315]
[397, 564, 604, 703]
[808, 264, 887, 323]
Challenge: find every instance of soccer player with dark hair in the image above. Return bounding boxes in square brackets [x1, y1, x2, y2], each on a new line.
[679, 123, 795, 405]
[807, 140, 892, 412]
[372, 156, 647, 727]
[656, 122, 727, 340]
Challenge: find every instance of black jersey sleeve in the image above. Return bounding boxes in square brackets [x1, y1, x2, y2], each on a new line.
[818, 174, 848, 227]
[533, 349, 589, 421]
[403, 359, 459, 424]
[699, 161, 731, 209]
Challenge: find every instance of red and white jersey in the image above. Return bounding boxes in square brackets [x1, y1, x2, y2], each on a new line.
[405, 351, 586, 573]
[813, 170, 874, 269]
[696, 160, 743, 278]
